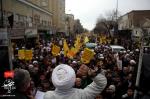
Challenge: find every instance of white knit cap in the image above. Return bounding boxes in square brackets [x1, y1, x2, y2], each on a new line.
[33, 60, 38, 64]
[52, 64, 76, 90]
[130, 60, 136, 65]
[109, 85, 116, 92]
[72, 61, 77, 64]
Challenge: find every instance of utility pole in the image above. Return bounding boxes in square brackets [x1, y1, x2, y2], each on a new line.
[115, 0, 118, 21]
[133, 29, 150, 99]
[114, 0, 119, 39]
[7, 28, 13, 70]
[133, 33, 144, 99]
[7, 14, 14, 70]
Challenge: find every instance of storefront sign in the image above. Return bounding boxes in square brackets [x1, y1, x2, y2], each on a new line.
[25, 29, 37, 38]
[9, 28, 25, 39]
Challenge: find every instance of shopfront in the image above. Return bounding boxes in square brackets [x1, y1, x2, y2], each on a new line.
[25, 28, 38, 49]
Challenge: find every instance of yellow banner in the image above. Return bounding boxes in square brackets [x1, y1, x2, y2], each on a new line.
[67, 47, 77, 59]
[25, 50, 33, 60]
[74, 36, 80, 47]
[100, 36, 107, 44]
[18, 50, 25, 60]
[67, 51, 75, 59]
[107, 38, 112, 44]
[63, 39, 69, 56]
[52, 45, 60, 56]
[74, 36, 82, 53]
[99, 37, 103, 44]
[81, 48, 95, 64]
[84, 36, 89, 44]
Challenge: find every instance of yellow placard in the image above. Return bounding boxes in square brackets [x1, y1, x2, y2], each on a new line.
[25, 50, 33, 60]
[18, 50, 25, 60]
[52, 45, 60, 56]
[81, 48, 95, 64]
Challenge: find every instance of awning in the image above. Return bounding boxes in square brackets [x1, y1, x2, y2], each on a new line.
[9, 28, 25, 39]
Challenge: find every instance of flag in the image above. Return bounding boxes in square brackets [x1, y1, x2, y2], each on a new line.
[67, 47, 76, 59]
[84, 36, 89, 44]
[74, 36, 82, 53]
[63, 39, 69, 56]
[99, 36, 103, 44]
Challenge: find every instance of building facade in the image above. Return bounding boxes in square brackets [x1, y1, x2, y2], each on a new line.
[0, 0, 67, 41]
[118, 10, 150, 40]
[29, 0, 66, 34]
[0, 0, 53, 45]
[51, 0, 66, 33]
[65, 14, 74, 36]
[28, 0, 66, 34]
[74, 19, 84, 34]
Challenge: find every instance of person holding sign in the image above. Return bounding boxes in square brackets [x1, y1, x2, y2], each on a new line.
[44, 64, 107, 99]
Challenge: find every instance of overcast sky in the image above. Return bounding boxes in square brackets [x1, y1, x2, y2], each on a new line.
[66, 0, 150, 30]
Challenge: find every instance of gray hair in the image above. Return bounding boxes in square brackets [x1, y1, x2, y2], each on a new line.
[14, 68, 31, 90]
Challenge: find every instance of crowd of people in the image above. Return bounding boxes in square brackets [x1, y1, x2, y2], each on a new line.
[11, 36, 140, 99]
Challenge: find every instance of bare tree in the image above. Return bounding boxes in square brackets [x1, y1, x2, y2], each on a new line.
[93, 10, 121, 37]
[74, 19, 84, 34]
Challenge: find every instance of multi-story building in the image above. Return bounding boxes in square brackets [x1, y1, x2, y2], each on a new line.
[30, 0, 66, 34]
[74, 19, 84, 34]
[0, 0, 66, 42]
[65, 14, 74, 36]
[1, 0, 53, 45]
[27, 0, 53, 12]
[118, 10, 150, 40]
[28, 0, 66, 34]
[53, 0, 66, 33]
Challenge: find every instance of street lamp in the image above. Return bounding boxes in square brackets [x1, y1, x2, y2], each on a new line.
[115, 0, 118, 21]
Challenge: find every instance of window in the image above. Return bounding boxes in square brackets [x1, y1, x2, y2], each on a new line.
[23, 16, 27, 22]
[28, 17, 32, 23]
[42, 20, 44, 25]
[18, 15, 24, 22]
[41, 0, 48, 7]
[14, 14, 19, 22]
[7, 11, 12, 17]
[136, 31, 138, 35]
[45, 21, 47, 26]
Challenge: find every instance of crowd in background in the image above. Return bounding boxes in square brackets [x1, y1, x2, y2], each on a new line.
[11, 36, 140, 99]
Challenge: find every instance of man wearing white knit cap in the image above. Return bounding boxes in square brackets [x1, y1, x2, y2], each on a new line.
[44, 64, 107, 99]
